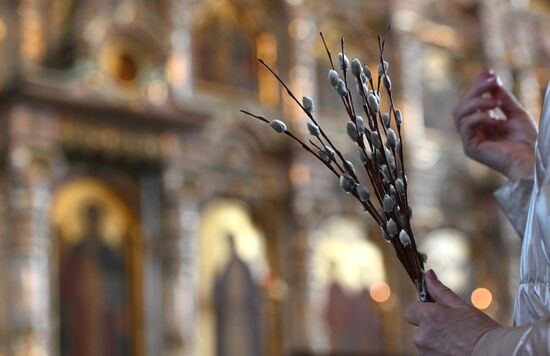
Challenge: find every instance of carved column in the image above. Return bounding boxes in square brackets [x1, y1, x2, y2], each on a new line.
[281, 3, 318, 353]
[160, 135, 199, 356]
[168, 0, 195, 102]
[0, 106, 57, 356]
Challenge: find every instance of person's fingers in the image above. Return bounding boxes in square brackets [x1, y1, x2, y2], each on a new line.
[453, 97, 500, 121]
[456, 111, 492, 137]
[425, 270, 465, 308]
[462, 73, 500, 102]
[491, 85, 526, 116]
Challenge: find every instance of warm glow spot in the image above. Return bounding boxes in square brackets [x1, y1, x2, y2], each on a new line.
[288, 19, 311, 40]
[417, 21, 459, 49]
[471, 288, 493, 310]
[370, 281, 391, 303]
[167, 55, 189, 85]
[147, 80, 168, 105]
[0, 19, 6, 41]
[289, 163, 310, 187]
[257, 33, 279, 106]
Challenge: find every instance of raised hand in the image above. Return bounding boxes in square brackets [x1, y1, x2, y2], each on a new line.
[406, 270, 501, 355]
[453, 71, 537, 181]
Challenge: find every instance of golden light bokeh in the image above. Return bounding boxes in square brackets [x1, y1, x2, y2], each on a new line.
[0, 19, 6, 42]
[288, 19, 311, 40]
[370, 281, 391, 303]
[289, 163, 310, 187]
[471, 287, 493, 310]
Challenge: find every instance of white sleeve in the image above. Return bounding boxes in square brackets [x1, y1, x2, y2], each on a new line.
[493, 177, 534, 239]
[473, 316, 550, 355]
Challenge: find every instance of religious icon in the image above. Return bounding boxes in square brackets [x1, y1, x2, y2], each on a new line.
[59, 201, 130, 356]
[213, 234, 262, 356]
[193, 8, 258, 91]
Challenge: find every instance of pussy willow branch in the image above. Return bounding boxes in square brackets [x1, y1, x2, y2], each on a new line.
[257, 59, 357, 182]
[375, 35, 422, 276]
[376, 28, 424, 280]
[243, 32, 431, 301]
[320, 35, 385, 208]
[238, 110, 382, 224]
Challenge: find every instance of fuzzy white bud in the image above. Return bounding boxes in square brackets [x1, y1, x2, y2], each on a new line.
[419, 252, 428, 263]
[324, 145, 335, 159]
[399, 230, 411, 247]
[381, 165, 390, 181]
[386, 219, 398, 237]
[340, 175, 356, 193]
[351, 58, 363, 77]
[319, 150, 331, 163]
[307, 122, 320, 137]
[396, 178, 405, 196]
[335, 79, 348, 96]
[302, 96, 314, 113]
[395, 109, 403, 125]
[377, 210, 386, 223]
[358, 148, 369, 165]
[384, 147, 395, 167]
[368, 93, 379, 114]
[270, 120, 287, 133]
[344, 160, 356, 175]
[389, 184, 396, 197]
[365, 128, 372, 141]
[382, 112, 390, 128]
[328, 70, 340, 87]
[357, 184, 371, 202]
[360, 73, 368, 84]
[387, 128, 397, 148]
[382, 194, 395, 213]
[371, 132, 382, 149]
[377, 60, 389, 76]
[338, 53, 350, 70]
[355, 116, 365, 135]
[364, 65, 372, 80]
[346, 121, 359, 141]
[383, 75, 392, 90]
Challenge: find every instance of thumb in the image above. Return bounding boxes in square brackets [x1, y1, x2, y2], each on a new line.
[425, 270, 465, 308]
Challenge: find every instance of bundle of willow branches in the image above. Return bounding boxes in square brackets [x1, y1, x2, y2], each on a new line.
[242, 32, 431, 302]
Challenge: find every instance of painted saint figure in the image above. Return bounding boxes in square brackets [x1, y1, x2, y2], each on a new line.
[214, 234, 262, 356]
[59, 202, 129, 356]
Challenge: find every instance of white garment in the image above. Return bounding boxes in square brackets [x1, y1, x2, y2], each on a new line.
[473, 84, 550, 355]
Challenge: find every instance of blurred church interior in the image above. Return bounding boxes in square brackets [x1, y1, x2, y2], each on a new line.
[0, 0, 550, 355]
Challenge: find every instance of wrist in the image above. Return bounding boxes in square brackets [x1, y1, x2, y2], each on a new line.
[503, 155, 535, 181]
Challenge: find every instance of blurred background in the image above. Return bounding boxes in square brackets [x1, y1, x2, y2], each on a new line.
[0, 0, 549, 355]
